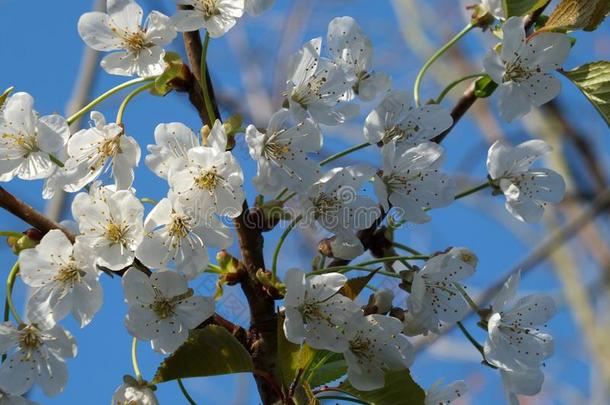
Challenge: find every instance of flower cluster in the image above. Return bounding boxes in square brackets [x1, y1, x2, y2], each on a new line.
[0, 0, 578, 403]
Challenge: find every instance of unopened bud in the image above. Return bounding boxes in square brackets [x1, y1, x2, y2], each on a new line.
[318, 238, 334, 258]
[371, 289, 394, 314]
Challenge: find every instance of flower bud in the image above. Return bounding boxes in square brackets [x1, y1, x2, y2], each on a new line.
[371, 289, 394, 314]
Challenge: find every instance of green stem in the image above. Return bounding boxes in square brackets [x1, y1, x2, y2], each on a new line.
[434, 73, 487, 104]
[274, 188, 289, 201]
[66, 77, 152, 126]
[318, 395, 369, 404]
[391, 242, 424, 256]
[413, 23, 475, 107]
[309, 265, 400, 279]
[131, 337, 143, 383]
[0, 231, 23, 238]
[116, 82, 155, 124]
[456, 321, 485, 357]
[272, 214, 303, 282]
[48, 153, 65, 168]
[6, 263, 21, 324]
[454, 181, 491, 200]
[140, 197, 158, 206]
[319, 142, 371, 166]
[453, 282, 481, 314]
[177, 379, 197, 405]
[200, 32, 217, 125]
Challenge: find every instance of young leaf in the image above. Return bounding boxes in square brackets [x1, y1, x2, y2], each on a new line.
[562, 61, 610, 127]
[339, 370, 426, 405]
[152, 325, 253, 383]
[541, 0, 610, 32]
[309, 358, 348, 388]
[474, 76, 499, 98]
[502, 0, 548, 17]
[338, 269, 379, 300]
[277, 315, 317, 387]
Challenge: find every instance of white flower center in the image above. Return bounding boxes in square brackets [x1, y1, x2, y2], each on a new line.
[18, 325, 42, 359]
[1, 131, 39, 155]
[195, 169, 222, 191]
[291, 74, 328, 107]
[168, 213, 192, 240]
[349, 336, 375, 362]
[54, 261, 85, 285]
[503, 60, 534, 83]
[263, 141, 292, 162]
[196, 0, 220, 19]
[151, 289, 194, 319]
[122, 30, 149, 53]
[106, 221, 130, 245]
[383, 172, 426, 194]
[311, 193, 341, 218]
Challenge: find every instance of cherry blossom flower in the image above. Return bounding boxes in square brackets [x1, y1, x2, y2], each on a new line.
[112, 376, 158, 405]
[483, 17, 571, 121]
[425, 379, 468, 405]
[487, 139, 565, 222]
[0, 391, 38, 405]
[123, 268, 215, 354]
[484, 271, 555, 374]
[373, 141, 455, 223]
[245, 0, 274, 16]
[0, 92, 69, 182]
[245, 108, 322, 195]
[72, 183, 144, 270]
[407, 249, 477, 334]
[500, 367, 545, 405]
[135, 194, 232, 279]
[327, 17, 390, 101]
[19, 230, 102, 329]
[62, 111, 140, 192]
[342, 314, 413, 391]
[0, 323, 76, 397]
[146, 122, 200, 180]
[364, 92, 453, 146]
[78, 0, 176, 77]
[172, 0, 244, 38]
[168, 120, 245, 218]
[282, 269, 361, 352]
[301, 165, 381, 260]
[286, 38, 358, 126]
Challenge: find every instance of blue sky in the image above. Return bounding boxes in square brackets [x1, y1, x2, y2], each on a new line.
[0, 0, 609, 404]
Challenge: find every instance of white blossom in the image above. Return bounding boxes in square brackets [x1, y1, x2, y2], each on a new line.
[146, 122, 200, 180]
[370, 288, 394, 314]
[327, 16, 390, 101]
[483, 16, 571, 121]
[407, 249, 476, 334]
[286, 38, 358, 126]
[487, 139, 565, 222]
[62, 111, 140, 192]
[168, 120, 245, 218]
[484, 271, 555, 373]
[301, 165, 381, 260]
[481, 0, 504, 19]
[500, 367, 545, 405]
[19, 230, 103, 329]
[283, 269, 361, 352]
[72, 183, 144, 270]
[112, 378, 158, 405]
[0, 391, 38, 405]
[0, 92, 69, 182]
[123, 268, 215, 354]
[135, 194, 232, 279]
[172, 0, 244, 38]
[342, 314, 413, 391]
[425, 379, 468, 405]
[246, 108, 322, 195]
[0, 323, 76, 397]
[374, 141, 455, 223]
[245, 0, 274, 16]
[364, 91, 453, 146]
[78, 0, 176, 77]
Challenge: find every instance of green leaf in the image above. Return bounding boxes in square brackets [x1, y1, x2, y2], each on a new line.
[563, 61, 610, 127]
[339, 269, 379, 300]
[339, 370, 426, 405]
[277, 315, 317, 387]
[0, 86, 14, 109]
[309, 358, 348, 388]
[474, 76, 499, 98]
[151, 52, 189, 96]
[502, 0, 548, 17]
[541, 0, 610, 32]
[152, 325, 253, 383]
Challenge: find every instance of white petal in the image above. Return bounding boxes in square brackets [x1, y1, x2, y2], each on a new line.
[78, 12, 122, 51]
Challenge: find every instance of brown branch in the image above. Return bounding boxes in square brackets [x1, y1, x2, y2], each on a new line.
[180, 24, 282, 403]
[0, 186, 75, 242]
